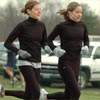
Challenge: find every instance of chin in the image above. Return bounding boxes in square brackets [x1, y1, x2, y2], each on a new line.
[37, 17, 40, 20]
[76, 19, 81, 22]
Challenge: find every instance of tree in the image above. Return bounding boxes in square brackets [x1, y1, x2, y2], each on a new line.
[82, 4, 100, 35]
[41, 1, 100, 36]
[0, 1, 100, 41]
[40, 0, 65, 35]
[0, 2, 26, 41]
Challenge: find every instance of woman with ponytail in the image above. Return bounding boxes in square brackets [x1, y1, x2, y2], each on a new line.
[0, 0, 47, 100]
[40, 2, 89, 100]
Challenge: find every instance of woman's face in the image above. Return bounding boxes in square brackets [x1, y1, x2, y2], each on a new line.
[27, 4, 41, 20]
[68, 6, 82, 22]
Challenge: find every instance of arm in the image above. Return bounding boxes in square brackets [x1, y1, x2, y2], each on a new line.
[83, 24, 89, 47]
[41, 24, 47, 48]
[47, 24, 61, 50]
[82, 24, 89, 53]
[46, 24, 65, 57]
[4, 23, 22, 54]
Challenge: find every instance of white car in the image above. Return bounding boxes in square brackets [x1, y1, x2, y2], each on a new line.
[80, 42, 100, 88]
[41, 41, 100, 89]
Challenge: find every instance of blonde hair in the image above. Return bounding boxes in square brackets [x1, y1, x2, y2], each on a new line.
[57, 2, 81, 20]
[21, 0, 40, 14]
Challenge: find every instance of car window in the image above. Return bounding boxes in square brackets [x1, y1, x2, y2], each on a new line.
[41, 48, 46, 55]
[94, 46, 100, 56]
[0, 42, 7, 52]
[81, 46, 93, 58]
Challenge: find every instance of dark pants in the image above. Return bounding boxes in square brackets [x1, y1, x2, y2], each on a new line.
[5, 65, 40, 100]
[47, 54, 81, 100]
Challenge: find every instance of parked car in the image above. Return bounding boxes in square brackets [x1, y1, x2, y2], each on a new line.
[80, 42, 100, 88]
[0, 42, 7, 74]
[41, 41, 100, 89]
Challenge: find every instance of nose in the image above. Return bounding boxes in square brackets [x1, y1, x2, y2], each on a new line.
[79, 13, 82, 17]
[78, 13, 82, 19]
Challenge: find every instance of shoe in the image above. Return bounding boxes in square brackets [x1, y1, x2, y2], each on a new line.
[40, 88, 48, 100]
[0, 85, 4, 98]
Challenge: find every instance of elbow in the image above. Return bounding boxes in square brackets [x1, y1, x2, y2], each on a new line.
[4, 42, 9, 49]
[4, 42, 7, 48]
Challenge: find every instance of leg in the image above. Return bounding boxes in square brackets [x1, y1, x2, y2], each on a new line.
[59, 66, 80, 100]
[5, 66, 14, 81]
[19, 71, 25, 87]
[5, 51, 17, 84]
[47, 59, 80, 100]
[20, 66, 40, 100]
[5, 66, 40, 100]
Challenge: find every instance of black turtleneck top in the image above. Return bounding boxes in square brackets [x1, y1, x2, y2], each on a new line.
[47, 19, 89, 59]
[4, 17, 47, 62]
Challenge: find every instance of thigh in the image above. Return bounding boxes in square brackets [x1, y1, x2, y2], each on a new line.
[58, 64, 80, 95]
[58, 65, 77, 87]
[19, 66, 40, 84]
[19, 66, 40, 98]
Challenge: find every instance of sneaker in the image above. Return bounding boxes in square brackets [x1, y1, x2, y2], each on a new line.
[0, 85, 4, 98]
[40, 88, 48, 100]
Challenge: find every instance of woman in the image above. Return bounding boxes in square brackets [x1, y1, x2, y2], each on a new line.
[0, 0, 47, 100]
[41, 2, 89, 100]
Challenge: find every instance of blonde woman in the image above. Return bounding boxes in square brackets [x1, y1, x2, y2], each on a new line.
[40, 2, 89, 100]
[0, 0, 47, 100]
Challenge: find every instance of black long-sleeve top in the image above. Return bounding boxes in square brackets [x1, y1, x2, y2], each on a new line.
[4, 17, 47, 62]
[47, 19, 89, 59]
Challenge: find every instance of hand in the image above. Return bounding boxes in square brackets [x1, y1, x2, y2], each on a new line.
[53, 47, 66, 57]
[81, 45, 89, 53]
[44, 45, 52, 54]
[18, 49, 31, 59]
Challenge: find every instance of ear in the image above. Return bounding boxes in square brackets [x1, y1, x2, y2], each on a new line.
[26, 9, 31, 15]
[68, 11, 72, 17]
[68, 11, 71, 15]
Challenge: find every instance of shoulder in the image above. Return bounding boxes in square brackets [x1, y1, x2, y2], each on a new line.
[37, 21, 46, 29]
[37, 20, 45, 26]
[53, 21, 67, 30]
[20, 19, 29, 26]
[78, 21, 87, 27]
[54, 21, 65, 28]
[59, 21, 67, 25]
[15, 20, 25, 28]
[79, 21, 88, 32]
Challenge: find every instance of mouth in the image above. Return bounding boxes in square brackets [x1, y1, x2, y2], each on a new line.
[37, 14, 41, 17]
[77, 17, 81, 21]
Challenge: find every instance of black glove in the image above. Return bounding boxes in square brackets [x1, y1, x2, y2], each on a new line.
[18, 49, 31, 59]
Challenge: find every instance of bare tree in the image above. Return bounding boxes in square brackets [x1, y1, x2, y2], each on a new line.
[82, 4, 100, 35]
[0, 2, 25, 41]
[0, 0, 100, 41]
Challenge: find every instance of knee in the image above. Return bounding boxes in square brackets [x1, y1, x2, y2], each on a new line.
[32, 88, 40, 99]
[78, 91, 81, 97]
[25, 90, 40, 99]
[75, 89, 81, 98]
[35, 89, 40, 97]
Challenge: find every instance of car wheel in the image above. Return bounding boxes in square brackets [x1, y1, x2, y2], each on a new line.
[78, 71, 87, 89]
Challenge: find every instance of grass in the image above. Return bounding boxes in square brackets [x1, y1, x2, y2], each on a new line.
[0, 75, 100, 100]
